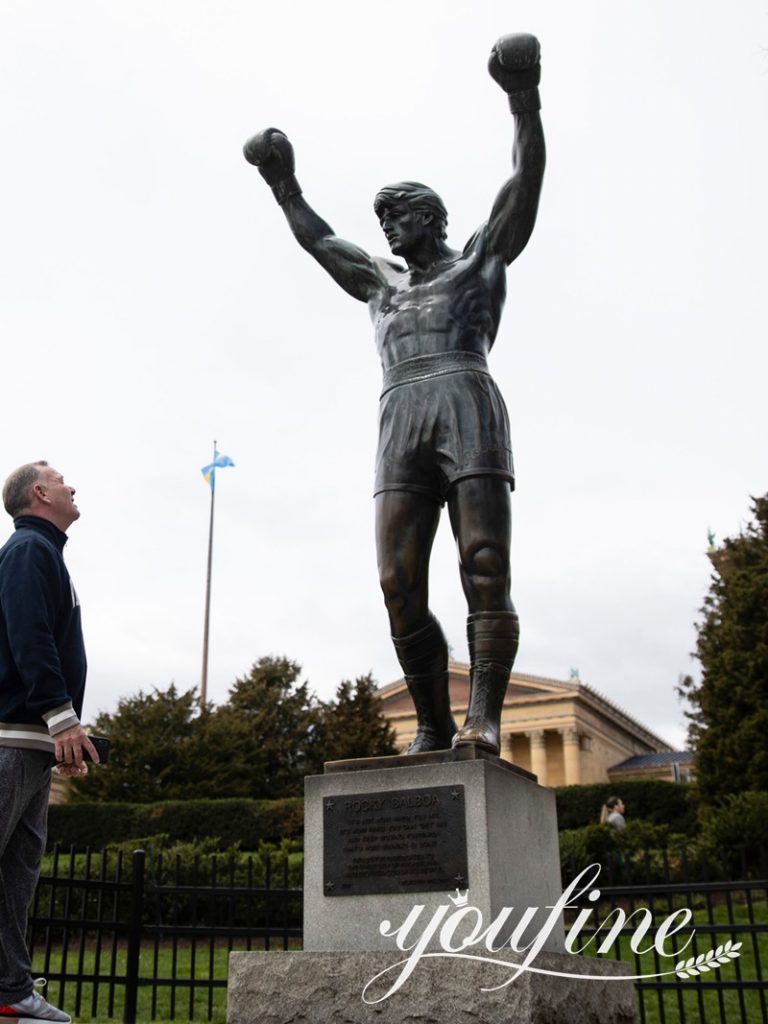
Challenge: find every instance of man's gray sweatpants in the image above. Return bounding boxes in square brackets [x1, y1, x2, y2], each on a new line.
[0, 747, 53, 1004]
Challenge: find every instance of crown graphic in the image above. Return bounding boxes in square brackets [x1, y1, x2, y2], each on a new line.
[450, 888, 469, 907]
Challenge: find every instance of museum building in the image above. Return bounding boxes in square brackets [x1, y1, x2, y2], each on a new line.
[377, 661, 687, 786]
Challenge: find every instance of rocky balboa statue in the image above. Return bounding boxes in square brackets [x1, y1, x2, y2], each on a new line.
[244, 34, 545, 758]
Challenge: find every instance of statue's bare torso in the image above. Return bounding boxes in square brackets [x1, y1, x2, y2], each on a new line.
[371, 232, 507, 368]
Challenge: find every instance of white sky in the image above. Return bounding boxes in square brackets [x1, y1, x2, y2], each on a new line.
[1, 0, 766, 751]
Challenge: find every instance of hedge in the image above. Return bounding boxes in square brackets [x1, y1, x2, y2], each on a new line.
[48, 780, 699, 851]
[554, 780, 699, 835]
[47, 797, 304, 851]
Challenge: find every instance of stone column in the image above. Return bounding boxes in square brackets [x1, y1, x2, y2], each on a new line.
[560, 726, 581, 785]
[527, 729, 547, 786]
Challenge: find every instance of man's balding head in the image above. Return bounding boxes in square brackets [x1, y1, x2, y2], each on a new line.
[2, 462, 80, 532]
[3, 462, 48, 519]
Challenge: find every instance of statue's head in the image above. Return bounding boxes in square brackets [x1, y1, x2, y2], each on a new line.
[374, 182, 448, 255]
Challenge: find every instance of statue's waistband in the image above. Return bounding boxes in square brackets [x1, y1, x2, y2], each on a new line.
[381, 351, 490, 397]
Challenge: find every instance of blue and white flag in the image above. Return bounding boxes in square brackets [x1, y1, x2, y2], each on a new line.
[201, 452, 235, 490]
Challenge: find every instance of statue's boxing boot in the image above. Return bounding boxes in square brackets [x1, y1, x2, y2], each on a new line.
[453, 609, 519, 755]
[393, 614, 457, 753]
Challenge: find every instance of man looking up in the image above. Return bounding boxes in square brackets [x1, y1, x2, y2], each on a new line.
[244, 34, 545, 758]
[0, 461, 98, 1024]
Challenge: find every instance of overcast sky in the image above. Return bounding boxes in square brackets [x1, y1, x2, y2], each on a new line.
[1, 0, 766, 751]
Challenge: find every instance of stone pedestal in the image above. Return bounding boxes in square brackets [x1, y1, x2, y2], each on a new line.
[228, 950, 637, 1024]
[303, 748, 564, 953]
[227, 749, 636, 1023]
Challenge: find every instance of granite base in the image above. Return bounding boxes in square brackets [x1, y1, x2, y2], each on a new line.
[227, 950, 637, 1023]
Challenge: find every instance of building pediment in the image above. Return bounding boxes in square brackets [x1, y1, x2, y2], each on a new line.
[377, 662, 578, 714]
[376, 660, 674, 786]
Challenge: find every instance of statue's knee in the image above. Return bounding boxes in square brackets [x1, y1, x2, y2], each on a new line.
[464, 544, 508, 581]
[378, 564, 404, 611]
[379, 564, 429, 630]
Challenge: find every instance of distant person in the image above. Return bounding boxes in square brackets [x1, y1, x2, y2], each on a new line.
[0, 461, 98, 1024]
[601, 796, 626, 830]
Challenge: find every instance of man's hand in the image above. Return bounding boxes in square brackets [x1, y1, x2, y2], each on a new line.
[488, 34, 541, 112]
[54, 723, 99, 767]
[53, 762, 89, 778]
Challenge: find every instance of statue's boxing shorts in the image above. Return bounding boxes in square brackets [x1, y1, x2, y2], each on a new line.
[374, 351, 514, 505]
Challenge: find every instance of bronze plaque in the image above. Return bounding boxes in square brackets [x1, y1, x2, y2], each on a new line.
[323, 785, 468, 896]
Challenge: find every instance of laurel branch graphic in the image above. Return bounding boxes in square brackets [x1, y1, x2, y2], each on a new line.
[675, 941, 742, 979]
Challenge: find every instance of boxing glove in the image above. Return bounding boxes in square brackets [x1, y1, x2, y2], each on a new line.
[488, 34, 541, 113]
[243, 127, 302, 204]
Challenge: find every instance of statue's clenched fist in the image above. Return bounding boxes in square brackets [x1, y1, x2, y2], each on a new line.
[243, 128, 295, 182]
[243, 128, 302, 205]
[488, 34, 541, 112]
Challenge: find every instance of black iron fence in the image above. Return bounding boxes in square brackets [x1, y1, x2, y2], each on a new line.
[29, 846, 301, 1023]
[567, 874, 768, 1024]
[29, 845, 768, 1023]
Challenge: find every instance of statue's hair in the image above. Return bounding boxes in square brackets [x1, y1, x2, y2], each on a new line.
[374, 182, 448, 240]
[3, 461, 48, 518]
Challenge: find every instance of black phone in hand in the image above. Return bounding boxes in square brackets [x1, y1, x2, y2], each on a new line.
[83, 735, 111, 764]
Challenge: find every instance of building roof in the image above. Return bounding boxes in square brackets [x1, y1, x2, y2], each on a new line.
[610, 751, 694, 771]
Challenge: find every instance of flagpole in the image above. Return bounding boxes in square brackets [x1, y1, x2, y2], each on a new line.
[201, 440, 217, 710]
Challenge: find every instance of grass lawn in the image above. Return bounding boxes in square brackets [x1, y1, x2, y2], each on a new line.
[33, 941, 300, 1024]
[583, 896, 768, 1024]
[32, 898, 766, 1023]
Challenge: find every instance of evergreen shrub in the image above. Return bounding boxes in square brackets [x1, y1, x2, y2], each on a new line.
[700, 791, 768, 849]
[47, 797, 304, 851]
[558, 820, 704, 885]
[554, 780, 699, 834]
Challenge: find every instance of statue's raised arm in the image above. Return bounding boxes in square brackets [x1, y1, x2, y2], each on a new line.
[485, 34, 546, 265]
[243, 128, 383, 304]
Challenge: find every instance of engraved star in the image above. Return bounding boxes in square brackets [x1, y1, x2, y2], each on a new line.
[454, 873, 466, 885]
[325, 800, 335, 811]
[451, 789, 460, 799]
[325, 881, 335, 891]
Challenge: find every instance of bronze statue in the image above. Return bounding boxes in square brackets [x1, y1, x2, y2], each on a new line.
[244, 34, 545, 758]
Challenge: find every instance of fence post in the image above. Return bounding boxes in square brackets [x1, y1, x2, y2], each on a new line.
[123, 849, 146, 1024]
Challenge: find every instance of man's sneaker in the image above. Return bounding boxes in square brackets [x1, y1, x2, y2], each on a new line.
[0, 985, 71, 1022]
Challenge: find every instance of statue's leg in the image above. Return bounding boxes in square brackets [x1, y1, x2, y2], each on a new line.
[375, 491, 457, 753]
[392, 615, 458, 753]
[447, 476, 518, 755]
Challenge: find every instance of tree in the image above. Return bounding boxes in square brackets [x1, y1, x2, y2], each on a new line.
[679, 494, 768, 805]
[70, 683, 204, 803]
[316, 673, 399, 763]
[69, 657, 398, 804]
[197, 655, 324, 799]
